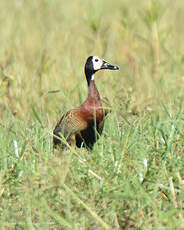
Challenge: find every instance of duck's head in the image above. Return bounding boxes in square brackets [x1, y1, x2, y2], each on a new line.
[85, 56, 119, 85]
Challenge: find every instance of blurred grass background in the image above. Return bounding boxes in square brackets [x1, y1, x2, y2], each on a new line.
[1, 0, 184, 119]
[1, 0, 184, 229]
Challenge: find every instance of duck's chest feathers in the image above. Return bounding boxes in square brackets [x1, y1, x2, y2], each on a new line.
[80, 80, 104, 123]
[81, 97, 104, 123]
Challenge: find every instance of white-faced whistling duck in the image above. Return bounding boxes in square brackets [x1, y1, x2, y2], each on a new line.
[53, 56, 119, 149]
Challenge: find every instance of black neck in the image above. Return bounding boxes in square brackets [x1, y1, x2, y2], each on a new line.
[85, 68, 95, 86]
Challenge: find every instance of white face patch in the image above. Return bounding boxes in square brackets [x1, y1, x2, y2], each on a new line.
[92, 56, 103, 71]
[91, 74, 95, 80]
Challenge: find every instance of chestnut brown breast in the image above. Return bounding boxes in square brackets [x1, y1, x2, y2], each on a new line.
[53, 82, 105, 149]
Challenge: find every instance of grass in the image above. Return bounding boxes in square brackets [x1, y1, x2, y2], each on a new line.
[1, 0, 184, 229]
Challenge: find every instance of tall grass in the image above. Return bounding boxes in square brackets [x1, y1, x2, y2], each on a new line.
[1, 0, 184, 229]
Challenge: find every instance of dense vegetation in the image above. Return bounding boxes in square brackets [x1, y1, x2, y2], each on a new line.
[0, 0, 184, 229]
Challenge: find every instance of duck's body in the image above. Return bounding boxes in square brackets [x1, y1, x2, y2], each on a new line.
[53, 56, 119, 149]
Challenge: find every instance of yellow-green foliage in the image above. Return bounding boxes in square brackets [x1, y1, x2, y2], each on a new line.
[0, 0, 184, 120]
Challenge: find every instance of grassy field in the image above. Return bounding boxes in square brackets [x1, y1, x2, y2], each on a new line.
[1, 0, 184, 229]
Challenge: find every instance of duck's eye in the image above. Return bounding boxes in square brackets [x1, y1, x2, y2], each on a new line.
[95, 59, 99, 62]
